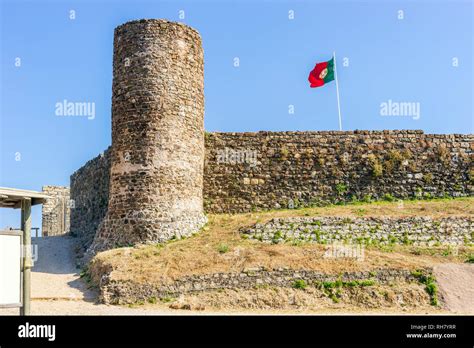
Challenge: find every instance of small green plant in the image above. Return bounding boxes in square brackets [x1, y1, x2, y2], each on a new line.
[437, 144, 450, 165]
[160, 296, 175, 303]
[388, 150, 404, 162]
[311, 229, 322, 242]
[466, 254, 474, 263]
[388, 235, 398, 245]
[217, 243, 229, 253]
[402, 233, 413, 245]
[79, 268, 92, 283]
[383, 193, 396, 202]
[344, 279, 376, 287]
[314, 278, 376, 303]
[411, 270, 438, 306]
[335, 183, 348, 195]
[384, 150, 404, 173]
[329, 293, 340, 303]
[280, 146, 289, 160]
[423, 173, 433, 184]
[469, 168, 474, 185]
[368, 154, 383, 177]
[292, 279, 307, 289]
[147, 297, 158, 304]
[373, 162, 383, 177]
[272, 230, 283, 244]
[361, 194, 373, 203]
[425, 282, 438, 306]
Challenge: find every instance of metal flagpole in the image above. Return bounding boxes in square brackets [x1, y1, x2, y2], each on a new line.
[333, 51, 342, 131]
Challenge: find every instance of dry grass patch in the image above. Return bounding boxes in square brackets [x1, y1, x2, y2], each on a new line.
[169, 283, 437, 312]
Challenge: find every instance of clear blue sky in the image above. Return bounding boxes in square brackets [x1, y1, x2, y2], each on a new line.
[1, 0, 473, 231]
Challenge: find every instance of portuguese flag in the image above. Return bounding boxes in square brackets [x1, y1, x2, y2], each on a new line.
[308, 57, 335, 88]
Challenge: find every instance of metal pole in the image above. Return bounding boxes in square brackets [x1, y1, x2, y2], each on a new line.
[20, 198, 32, 316]
[333, 51, 343, 131]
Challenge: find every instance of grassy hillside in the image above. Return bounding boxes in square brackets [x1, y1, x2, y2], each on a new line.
[90, 197, 473, 283]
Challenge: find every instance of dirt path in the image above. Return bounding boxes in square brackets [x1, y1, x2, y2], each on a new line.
[29, 236, 96, 301]
[0, 235, 177, 315]
[433, 263, 474, 314]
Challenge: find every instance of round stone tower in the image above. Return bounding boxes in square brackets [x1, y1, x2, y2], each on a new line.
[90, 19, 206, 251]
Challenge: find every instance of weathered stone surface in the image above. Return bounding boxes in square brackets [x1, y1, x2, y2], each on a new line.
[204, 131, 473, 213]
[70, 130, 473, 255]
[94, 266, 430, 304]
[87, 19, 207, 255]
[241, 216, 473, 246]
[70, 149, 110, 251]
[41, 186, 70, 236]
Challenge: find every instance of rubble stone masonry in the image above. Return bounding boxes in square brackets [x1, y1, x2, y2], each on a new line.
[70, 130, 473, 253]
[87, 19, 207, 253]
[41, 186, 70, 236]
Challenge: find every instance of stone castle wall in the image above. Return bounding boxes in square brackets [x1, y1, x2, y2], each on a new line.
[70, 148, 110, 250]
[41, 185, 70, 236]
[69, 130, 473, 252]
[204, 131, 473, 213]
[241, 216, 473, 246]
[92, 264, 430, 305]
[87, 19, 207, 254]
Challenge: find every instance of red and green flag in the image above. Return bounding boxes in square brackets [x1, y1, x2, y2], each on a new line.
[307, 53, 343, 131]
[308, 57, 335, 88]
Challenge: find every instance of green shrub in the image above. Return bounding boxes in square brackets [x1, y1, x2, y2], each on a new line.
[335, 183, 348, 195]
[423, 173, 433, 184]
[411, 270, 438, 306]
[147, 297, 158, 304]
[469, 168, 474, 185]
[160, 296, 175, 303]
[388, 235, 398, 245]
[344, 279, 376, 287]
[280, 146, 289, 160]
[217, 243, 229, 253]
[384, 151, 401, 173]
[437, 144, 450, 165]
[292, 279, 307, 289]
[426, 282, 438, 306]
[383, 193, 396, 202]
[272, 230, 283, 244]
[368, 154, 383, 177]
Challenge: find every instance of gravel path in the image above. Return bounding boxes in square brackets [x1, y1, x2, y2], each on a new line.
[433, 263, 474, 314]
[29, 236, 96, 301]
